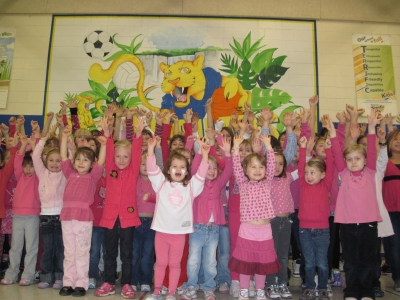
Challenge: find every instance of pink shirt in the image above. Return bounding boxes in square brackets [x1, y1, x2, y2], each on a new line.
[191, 154, 233, 225]
[383, 161, 400, 212]
[12, 153, 40, 216]
[271, 174, 295, 215]
[60, 160, 104, 221]
[136, 176, 156, 214]
[332, 135, 382, 224]
[32, 140, 67, 215]
[91, 173, 106, 227]
[232, 151, 276, 222]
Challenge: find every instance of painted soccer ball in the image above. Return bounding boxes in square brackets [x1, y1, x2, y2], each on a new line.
[83, 30, 113, 59]
[112, 62, 140, 90]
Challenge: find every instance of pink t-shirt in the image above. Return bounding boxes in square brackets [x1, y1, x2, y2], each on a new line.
[271, 174, 295, 215]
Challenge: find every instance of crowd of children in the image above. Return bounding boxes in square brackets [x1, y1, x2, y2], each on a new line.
[0, 95, 399, 300]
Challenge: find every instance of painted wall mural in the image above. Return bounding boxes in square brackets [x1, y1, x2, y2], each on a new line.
[45, 16, 317, 135]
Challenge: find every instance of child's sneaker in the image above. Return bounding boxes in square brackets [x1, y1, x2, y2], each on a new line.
[219, 282, 230, 294]
[146, 292, 163, 300]
[230, 280, 240, 298]
[141, 284, 151, 292]
[177, 285, 185, 296]
[161, 286, 169, 295]
[239, 289, 249, 300]
[278, 284, 292, 299]
[256, 289, 267, 300]
[266, 285, 281, 299]
[315, 290, 329, 300]
[94, 282, 116, 297]
[38, 281, 50, 289]
[204, 290, 216, 300]
[299, 289, 315, 300]
[19, 278, 31, 286]
[374, 287, 384, 297]
[89, 278, 97, 289]
[166, 296, 176, 300]
[34, 270, 41, 281]
[292, 259, 301, 278]
[327, 286, 333, 298]
[181, 286, 197, 300]
[121, 284, 136, 299]
[1, 278, 15, 285]
[329, 270, 343, 287]
[53, 280, 63, 289]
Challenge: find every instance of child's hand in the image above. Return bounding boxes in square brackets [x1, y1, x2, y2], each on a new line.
[17, 115, 26, 126]
[205, 128, 216, 141]
[245, 123, 254, 135]
[60, 101, 67, 114]
[147, 136, 157, 154]
[260, 134, 271, 149]
[115, 105, 125, 118]
[126, 107, 138, 119]
[41, 133, 50, 142]
[7, 137, 18, 148]
[230, 113, 239, 131]
[146, 111, 153, 125]
[238, 119, 247, 131]
[244, 101, 251, 113]
[300, 108, 311, 123]
[163, 109, 175, 124]
[200, 143, 210, 156]
[20, 135, 28, 146]
[306, 136, 315, 154]
[350, 124, 361, 140]
[260, 107, 272, 123]
[55, 113, 63, 123]
[31, 121, 39, 134]
[183, 108, 193, 123]
[336, 111, 346, 123]
[206, 97, 213, 108]
[67, 136, 75, 151]
[233, 135, 244, 148]
[252, 138, 262, 153]
[69, 98, 77, 109]
[367, 107, 381, 128]
[0, 123, 9, 135]
[63, 126, 72, 137]
[97, 136, 107, 145]
[171, 114, 179, 124]
[100, 116, 110, 138]
[325, 138, 332, 149]
[253, 126, 262, 139]
[359, 123, 367, 135]
[377, 126, 386, 143]
[247, 110, 255, 124]
[134, 116, 145, 135]
[155, 111, 166, 125]
[299, 136, 307, 148]
[9, 117, 16, 126]
[220, 137, 232, 155]
[155, 136, 161, 148]
[309, 95, 319, 107]
[29, 134, 36, 147]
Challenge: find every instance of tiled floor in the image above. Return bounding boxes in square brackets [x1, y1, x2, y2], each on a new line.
[0, 266, 399, 300]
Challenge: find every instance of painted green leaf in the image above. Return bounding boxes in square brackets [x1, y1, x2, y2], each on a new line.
[104, 50, 129, 62]
[247, 37, 265, 59]
[107, 81, 116, 93]
[251, 48, 277, 74]
[119, 87, 137, 100]
[242, 32, 251, 56]
[219, 53, 238, 75]
[277, 105, 302, 132]
[129, 34, 142, 52]
[250, 87, 292, 112]
[90, 107, 104, 119]
[133, 41, 143, 54]
[112, 34, 130, 52]
[270, 55, 287, 68]
[257, 65, 289, 89]
[229, 43, 243, 59]
[238, 58, 257, 90]
[124, 96, 142, 108]
[88, 79, 108, 98]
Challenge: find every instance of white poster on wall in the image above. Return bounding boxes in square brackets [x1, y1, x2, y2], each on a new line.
[0, 28, 16, 109]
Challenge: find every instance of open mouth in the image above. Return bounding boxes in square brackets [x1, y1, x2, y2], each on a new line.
[175, 172, 182, 177]
[173, 86, 189, 103]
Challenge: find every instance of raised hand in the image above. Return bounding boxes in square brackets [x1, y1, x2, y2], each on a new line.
[299, 136, 307, 148]
[20, 135, 28, 146]
[115, 105, 125, 118]
[252, 138, 262, 153]
[155, 136, 161, 148]
[230, 113, 239, 131]
[9, 116, 16, 126]
[126, 107, 138, 119]
[60, 101, 67, 114]
[163, 109, 175, 124]
[97, 136, 107, 145]
[220, 137, 232, 155]
[134, 116, 145, 135]
[306, 136, 315, 153]
[69, 98, 77, 109]
[260, 134, 272, 150]
[309, 95, 319, 107]
[233, 135, 244, 149]
[260, 107, 272, 123]
[183, 108, 193, 123]
[336, 111, 346, 123]
[155, 111, 166, 125]
[206, 98, 213, 108]
[62, 126, 72, 137]
[349, 124, 361, 140]
[377, 126, 386, 143]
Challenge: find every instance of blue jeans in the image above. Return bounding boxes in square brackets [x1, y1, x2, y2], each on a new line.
[186, 224, 219, 291]
[216, 224, 231, 286]
[383, 212, 400, 282]
[300, 228, 330, 290]
[89, 226, 105, 279]
[131, 217, 155, 286]
[39, 215, 64, 284]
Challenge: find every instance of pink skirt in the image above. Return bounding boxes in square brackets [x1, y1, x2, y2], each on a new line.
[228, 222, 281, 275]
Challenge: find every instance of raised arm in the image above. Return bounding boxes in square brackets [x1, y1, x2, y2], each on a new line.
[232, 135, 248, 184]
[60, 127, 72, 162]
[260, 134, 276, 180]
[366, 108, 379, 170]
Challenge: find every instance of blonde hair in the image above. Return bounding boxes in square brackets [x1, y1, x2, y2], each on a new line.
[343, 144, 366, 159]
[208, 155, 222, 178]
[387, 130, 400, 157]
[306, 158, 326, 173]
[74, 128, 91, 138]
[115, 139, 132, 149]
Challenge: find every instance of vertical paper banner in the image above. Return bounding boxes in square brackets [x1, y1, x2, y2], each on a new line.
[0, 28, 16, 109]
[352, 34, 397, 115]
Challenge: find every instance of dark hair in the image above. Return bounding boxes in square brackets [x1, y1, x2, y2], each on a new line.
[22, 151, 33, 166]
[142, 128, 153, 138]
[274, 151, 287, 178]
[73, 147, 96, 166]
[163, 152, 190, 186]
[169, 135, 185, 152]
[356, 135, 366, 145]
[319, 127, 329, 139]
[85, 137, 100, 158]
[45, 137, 60, 149]
[241, 153, 266, 180]
[0, 143, 5, 168]
[270, 135, 281, 151]
[90, 129, 101, 137]
[278, 131, 286, 144]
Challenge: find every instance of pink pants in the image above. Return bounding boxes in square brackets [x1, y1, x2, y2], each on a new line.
[154, 232, 186, 296]
[61, 220, 92, 289]
[228, 210, 240, 281]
